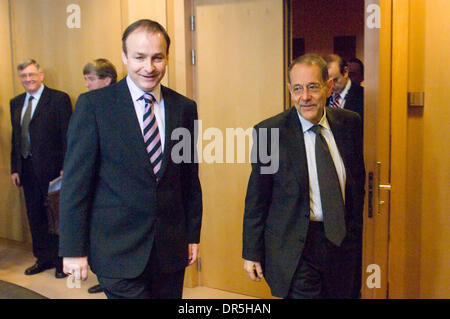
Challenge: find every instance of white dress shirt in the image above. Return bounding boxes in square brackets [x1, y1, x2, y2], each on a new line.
[21, 84, 45, 124]
[297, 108, 346, 221]
[126, 76, 166, 151]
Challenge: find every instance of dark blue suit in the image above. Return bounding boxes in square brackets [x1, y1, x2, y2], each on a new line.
[59, 78, 202, 296]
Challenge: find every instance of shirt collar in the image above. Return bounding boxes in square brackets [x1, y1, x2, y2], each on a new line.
[26, 84, 45, 102]
[336, 78, 351, 99]
[126, 75, 162, 103]
[297, 107, 330, 133]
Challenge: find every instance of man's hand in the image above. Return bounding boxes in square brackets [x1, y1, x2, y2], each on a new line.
[188, 244, 199, 266]
[63, 257, 89, 281]
[11, 173, 21, 187]
[244, 259, 264, 282]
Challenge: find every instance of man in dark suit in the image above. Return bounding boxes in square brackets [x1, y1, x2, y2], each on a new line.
[325, 54, 364, 122]
[243, 54, 365, 298]
[59, 19, 202, 299]
[10, 59, 72, 278]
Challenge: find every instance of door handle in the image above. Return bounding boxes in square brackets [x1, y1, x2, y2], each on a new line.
[377, 162, 392, 214]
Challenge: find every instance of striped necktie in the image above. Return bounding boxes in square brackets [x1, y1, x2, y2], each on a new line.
[332, 93, 341, 108]
[142, 93, 162, 179]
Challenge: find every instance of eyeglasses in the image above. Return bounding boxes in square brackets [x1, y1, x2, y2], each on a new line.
[19, 73, 39, 79]
[290, 83, 323, 95]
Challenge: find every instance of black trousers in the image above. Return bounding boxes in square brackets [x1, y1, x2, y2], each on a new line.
[97, 245, 186, 299]
[286, 221, 360, 299]
[21, 157, 61, 269]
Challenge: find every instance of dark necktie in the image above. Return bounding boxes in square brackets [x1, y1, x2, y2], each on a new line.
[332, 93, 341, 108]
[310, 124, 346, 246]
[21, 95, 34, 158]
[142, 93, 162, 179]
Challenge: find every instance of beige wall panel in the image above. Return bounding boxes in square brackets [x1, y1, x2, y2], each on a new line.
[195, 0, 283, 298]
[0, 0, 30, 241]
[10, 0, 124, 104]
[404, 0, 426, 298]
[420, 0, 450, 299]
[122, 0, 167, 27]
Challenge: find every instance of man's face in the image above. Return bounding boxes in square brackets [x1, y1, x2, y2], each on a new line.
[84, 72, 111, 91]
[121, 29, 168, 92]
[327, 61, 348, 94]
[288, 63, 332, 124]
[348, 61, 363, 85]
[18, 64, 44, 94]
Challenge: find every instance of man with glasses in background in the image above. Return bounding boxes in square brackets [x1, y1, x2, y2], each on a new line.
[10, 59, 72, 279]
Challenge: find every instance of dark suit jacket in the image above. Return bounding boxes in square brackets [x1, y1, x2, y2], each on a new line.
[327, 81, 364, 121]
[242, 107, 365, 298]
[59, 78, 202, 279]
[10, 86, 72, 192]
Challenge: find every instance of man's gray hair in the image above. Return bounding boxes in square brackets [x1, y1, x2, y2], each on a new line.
[288, 53, 329, 83]
[17, 59, 42, 72]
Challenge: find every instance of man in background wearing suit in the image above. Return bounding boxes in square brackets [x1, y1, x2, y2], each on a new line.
[243, 54, 365, 298]
[81, 57, 117, 295]
[59, 19, 202, 299]
[10, 59, 72, 278]
[325, 54, 364, 122]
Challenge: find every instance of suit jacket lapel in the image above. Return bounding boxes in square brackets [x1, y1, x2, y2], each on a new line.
[326, 108, 355, 185]
[158, 86, 176, 179]
[29, 86, 49, 125]
[14, 94, 26, 129]
[113, 79, 156, 178]
[285, 108, 310, 195]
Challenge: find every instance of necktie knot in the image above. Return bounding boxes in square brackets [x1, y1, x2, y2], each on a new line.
[332, 93, 341, 108]
[310, 124, 322, 135]
[142, 93, 155, 105]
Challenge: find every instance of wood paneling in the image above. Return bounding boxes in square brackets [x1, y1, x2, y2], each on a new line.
[0, 0, 30, 242]
[361, 0, 392, 299]
[420, 0, 450, 298]
[10, 0, 124, 104]
[194, 0, 283, 298]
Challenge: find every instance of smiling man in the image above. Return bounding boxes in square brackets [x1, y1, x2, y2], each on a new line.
[243, 54, 365, 298]
[10, 59, 72, 279]
[59, 20, 202, 299]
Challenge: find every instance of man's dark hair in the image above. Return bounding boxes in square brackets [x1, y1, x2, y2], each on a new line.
[348, 57, 364, 77]
[122, 19, 171, 55]
[288, 53, 329, 83]
[83, 58, 118, 84]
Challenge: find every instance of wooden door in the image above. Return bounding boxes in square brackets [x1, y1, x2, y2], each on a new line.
[361, 0, 392, 298]
[192, 0, 285, 298]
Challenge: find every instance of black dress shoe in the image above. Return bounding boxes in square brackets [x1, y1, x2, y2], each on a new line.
[88, 284, 104, 294]
[25, 262, 54, 275]
[55, 269, 68, 279]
